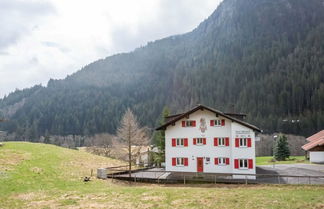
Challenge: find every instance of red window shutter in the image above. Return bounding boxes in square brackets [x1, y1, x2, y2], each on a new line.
[225, 137, 230, 146]
[214, 138, 218, 146]
[172, 138, 176, 147]
[184, 138, 188, 147]
[172, 158, 176, 166]
[203, 138, 206, 145]
[193, 138, 197, 145]
[192, 120, 196, 127]
[247, 138, 252, 147]
[235, 138, 240, 147]
[214, 158, 218, 165]
[182, 121, 185, 127]
[210, 120, 214, 126]
[248, 159, 253, 169]
[226, 158, 230, 165]
[221, 119, 225, 126]
[234, 159, 239, 169]
[184, 158, 188, 166]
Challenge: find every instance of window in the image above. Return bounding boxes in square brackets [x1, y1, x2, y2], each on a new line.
[210, 119, 225, 126]
[240, 138, 247, 147]
[193, 138, 206, 145]
[235, 159, 253, 169]
[182, 120, 196, 127]
[235, 138, 252, 147]
[177, 158, 184, 166]
[218, 158, 226, 165]
[239, 159, 248, 169]
[218, 138, 225, 146]
[177, 138, 184, 146]
[215, 157, 230, 165]
[197, 138, 205, 145]
[172, 138, 188, 147]
[214, 137, 229, 146]
[172, 157, 189, 166]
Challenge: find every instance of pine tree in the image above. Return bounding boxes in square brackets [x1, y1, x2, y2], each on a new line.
[152, 107, 170, 167]
[273, 134, 290, 161]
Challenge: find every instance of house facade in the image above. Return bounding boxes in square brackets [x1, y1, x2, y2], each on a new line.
[302, 130, 324, 164]
[156, 104, 261, 179]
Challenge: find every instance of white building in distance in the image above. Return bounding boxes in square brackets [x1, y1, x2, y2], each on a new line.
[302, 130, 324, 164]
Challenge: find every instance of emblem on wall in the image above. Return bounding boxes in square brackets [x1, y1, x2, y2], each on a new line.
[199, 118, 207, 133]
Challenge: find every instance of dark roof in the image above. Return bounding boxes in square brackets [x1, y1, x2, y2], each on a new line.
[165, 114, 183, 123]
[156, 104, 261, 132]
[165, 113, 183, 118]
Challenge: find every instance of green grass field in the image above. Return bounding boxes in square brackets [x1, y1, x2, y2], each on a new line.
[256, 156, 308, 165]
[1, 142, 323, 209]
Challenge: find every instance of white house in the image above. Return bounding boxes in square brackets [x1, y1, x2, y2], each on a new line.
[156, 104, 261, 179]
[302, 130, 324, 164]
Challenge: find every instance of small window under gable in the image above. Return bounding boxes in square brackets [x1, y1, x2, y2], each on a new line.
[210, 119, 225, 127]
[182, 120, 196, 127]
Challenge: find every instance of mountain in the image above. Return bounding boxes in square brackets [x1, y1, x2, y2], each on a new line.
[1, 0, 324, 141]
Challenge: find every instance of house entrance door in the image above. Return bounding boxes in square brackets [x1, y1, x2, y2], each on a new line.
[197, 157, 204, 172]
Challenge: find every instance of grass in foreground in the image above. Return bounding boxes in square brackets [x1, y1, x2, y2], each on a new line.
[0, 142, 323, 209]
[256, 156, 309, 165]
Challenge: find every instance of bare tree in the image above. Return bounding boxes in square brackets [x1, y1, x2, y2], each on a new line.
[85, 133, 115, 157]
[117, 108, 149, 178]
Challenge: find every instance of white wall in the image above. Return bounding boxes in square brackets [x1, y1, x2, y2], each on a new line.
[309, 151, 324, 164]
[165, 109, 256, 179]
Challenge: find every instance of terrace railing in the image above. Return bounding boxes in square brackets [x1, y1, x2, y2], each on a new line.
[99, 166, 324, 185]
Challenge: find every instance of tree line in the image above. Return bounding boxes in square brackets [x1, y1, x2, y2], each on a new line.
[0, 0, 324, 140]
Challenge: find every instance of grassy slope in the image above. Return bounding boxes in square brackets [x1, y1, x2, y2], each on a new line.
[0, 142, 323, 209]
[256, 156, 308, 165]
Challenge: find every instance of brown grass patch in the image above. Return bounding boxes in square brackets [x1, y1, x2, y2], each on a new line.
[0, 150, 30, 171]
[59, 149, 125, 179]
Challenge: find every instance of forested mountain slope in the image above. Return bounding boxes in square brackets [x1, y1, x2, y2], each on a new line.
[1, 0, 324, 140]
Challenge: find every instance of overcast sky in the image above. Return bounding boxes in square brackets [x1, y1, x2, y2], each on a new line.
[0, 0, 222, 98]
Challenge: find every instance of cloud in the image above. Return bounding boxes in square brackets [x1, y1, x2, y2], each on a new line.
[109, 0, 222, 53]
[42, 41, 70, 53]
[0, 0, 55, 50]
[0, 0, 222, 98]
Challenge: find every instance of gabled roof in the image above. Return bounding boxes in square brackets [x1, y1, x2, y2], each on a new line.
[302, 130, 324, 151]
[306, 130, 324, 142]
[302, 137, 324, 151]
[156, 104, 261, 132]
